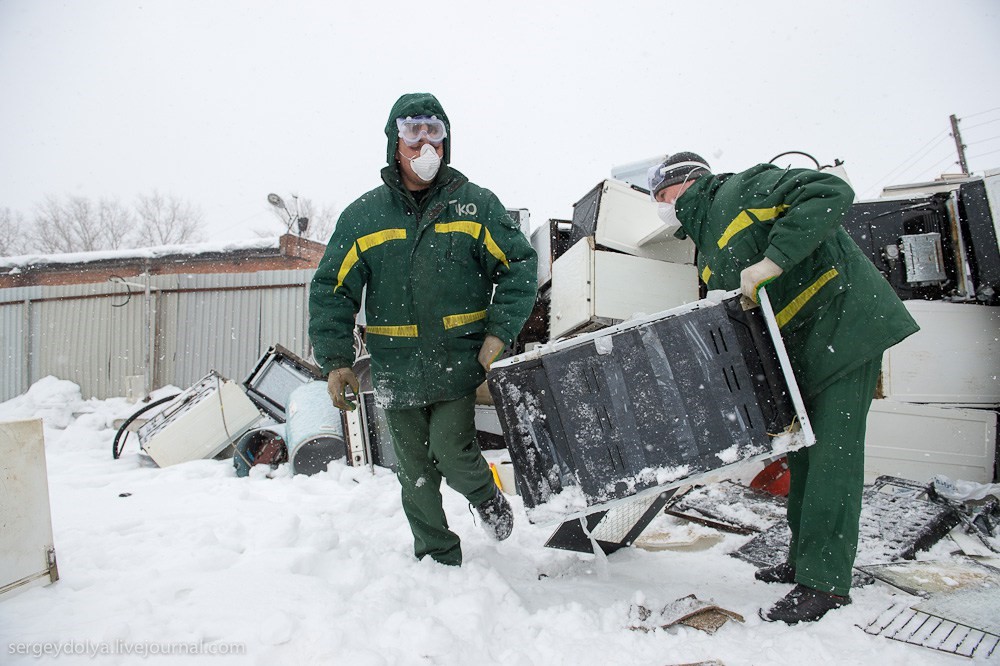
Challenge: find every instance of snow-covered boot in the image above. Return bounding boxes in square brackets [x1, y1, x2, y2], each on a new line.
[755, 561, 797, 584]
[475, 488, 513, 541]
[761, 584, 850, 624]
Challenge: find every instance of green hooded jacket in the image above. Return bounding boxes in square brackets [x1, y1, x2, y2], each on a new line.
[309, 93, 538, 409]
[674, 164, 919, 398]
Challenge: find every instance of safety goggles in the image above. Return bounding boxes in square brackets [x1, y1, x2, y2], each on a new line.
[396, 116, 447, 146]
[647, 160, 708, 198]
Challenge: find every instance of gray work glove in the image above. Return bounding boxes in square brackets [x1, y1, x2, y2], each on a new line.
[327, 367, 360, 411]
[478, 335, 506, 371]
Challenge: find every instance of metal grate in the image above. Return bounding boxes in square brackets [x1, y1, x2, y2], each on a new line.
[861, 602, 999, 659]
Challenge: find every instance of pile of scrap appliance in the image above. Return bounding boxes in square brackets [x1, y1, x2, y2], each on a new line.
[113, 342, 510, 477]
[113, 345, 350, 475]
[482, 160, 1000, 554]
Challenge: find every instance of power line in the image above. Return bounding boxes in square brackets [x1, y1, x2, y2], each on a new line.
[963, 117, 1000, 131]
[911, 151, 962, 183]
[968, 147, 1000, 160]
[865, 131, 950, 196]
[963, 106, 1000, 120]
[966, 134, 1000, 147]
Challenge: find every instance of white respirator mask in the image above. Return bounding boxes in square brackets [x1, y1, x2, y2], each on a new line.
[405, 143, 442, 182]
[657, 202, 682, 232]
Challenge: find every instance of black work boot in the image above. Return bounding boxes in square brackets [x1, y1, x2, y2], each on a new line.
[755, 561, 797, 584]
[475, 488, 513, 541]
[762, 584, 850, 624]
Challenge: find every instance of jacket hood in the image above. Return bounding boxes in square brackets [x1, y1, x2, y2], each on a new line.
[384, 92, 451, 165]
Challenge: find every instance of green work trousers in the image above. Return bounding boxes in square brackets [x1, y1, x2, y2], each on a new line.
[785, 359, 881, 597]
[383, 391, 496, 566]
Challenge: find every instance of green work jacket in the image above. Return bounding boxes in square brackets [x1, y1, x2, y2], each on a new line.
[309, 165, 537, 409]
[675, 164, 919, 398]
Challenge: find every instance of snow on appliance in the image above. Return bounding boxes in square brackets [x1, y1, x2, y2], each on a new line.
[1, 418, 59, 598]
[137, 371, 263, 468]
[487, 290, 813, 552]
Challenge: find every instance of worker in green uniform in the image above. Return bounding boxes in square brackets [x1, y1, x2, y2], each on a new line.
[309, 93, 538, 566]
[648, 152, 919, 623]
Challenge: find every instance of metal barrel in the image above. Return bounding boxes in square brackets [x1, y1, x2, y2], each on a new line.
[286, 381, 347, 475]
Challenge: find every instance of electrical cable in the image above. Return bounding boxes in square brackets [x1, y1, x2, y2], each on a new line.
[963, 117, 1000, 131]
[865, 132, 950, 198]
[963, 106, 1000, 119]
[969, 147, 1000, 160]
[112, 394, 180, 459]
[911, 151, 962, 183]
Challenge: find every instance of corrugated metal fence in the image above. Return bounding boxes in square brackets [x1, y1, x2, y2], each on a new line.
[0, 269, 317, 402]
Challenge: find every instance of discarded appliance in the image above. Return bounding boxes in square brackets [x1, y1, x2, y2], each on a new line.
[864, 400, 997, 484]
[530, 219, 575, 289]
[137, 372, 262, 468]
[542, 490, 679, 555]
[859, 557, 1000, 660]
[665, 481, 789, 536]
[233, 424, 288, 477]
[877, 299, 1000, 405]
[285, 381, 348, 474]
[549, 237, 699, 339]
[733, 476, 962, 582]
[1, 418, 59, 599]
[841, 167, 1000, 304]
[243, 344, 325, 421]
[487, 291, 813, 535]
[568, 178, 696, 264]
[342, 355, 508, 472]
[862, 601, 999, 660]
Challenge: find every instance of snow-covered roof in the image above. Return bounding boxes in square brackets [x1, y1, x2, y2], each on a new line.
[0, 237, 282, 270]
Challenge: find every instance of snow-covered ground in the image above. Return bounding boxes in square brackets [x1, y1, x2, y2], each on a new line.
[0, 377, 989, 665]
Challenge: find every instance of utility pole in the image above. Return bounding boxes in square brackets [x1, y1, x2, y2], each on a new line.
[949, 114, 970, 175]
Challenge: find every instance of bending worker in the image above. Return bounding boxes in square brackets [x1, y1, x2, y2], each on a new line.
[647, 152, 918, 623]
[309, 93, 537, 567]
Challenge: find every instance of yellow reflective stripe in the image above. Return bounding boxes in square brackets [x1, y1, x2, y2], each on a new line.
[748, 205, 788, 222]
[435, 221, 482, 238]
[717, 205, 790, 249]
[366, 324, 419, 337]
[333, 229, 408, 292]
[358, 228, 407, 252]
[443, 309, 487, 330]
[334, 244, 360, 292]
[435, 219, 510, 268]
[776, 269, 840, 329]
[701, 265, 712, 283]
[717, 212, 753, 249]
[483, 228, 509, 268]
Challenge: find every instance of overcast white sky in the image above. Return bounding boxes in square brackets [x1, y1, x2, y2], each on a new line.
[2, 0, 999, 243]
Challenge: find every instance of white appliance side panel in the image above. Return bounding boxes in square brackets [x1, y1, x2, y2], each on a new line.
[863, 400, 997, 484]
[0, 418, 56, 597]
[530, 221, 554, 288]
[549, 238, 596, 339]
[593, 179, 696, 264]
[144, 381, 262, 467]
[881, 300, 1000, 404]
[592, 250, 699, 323]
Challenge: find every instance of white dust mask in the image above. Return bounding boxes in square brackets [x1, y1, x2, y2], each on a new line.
[406, 143, 442, 182]
[657, 202, 681, 231]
